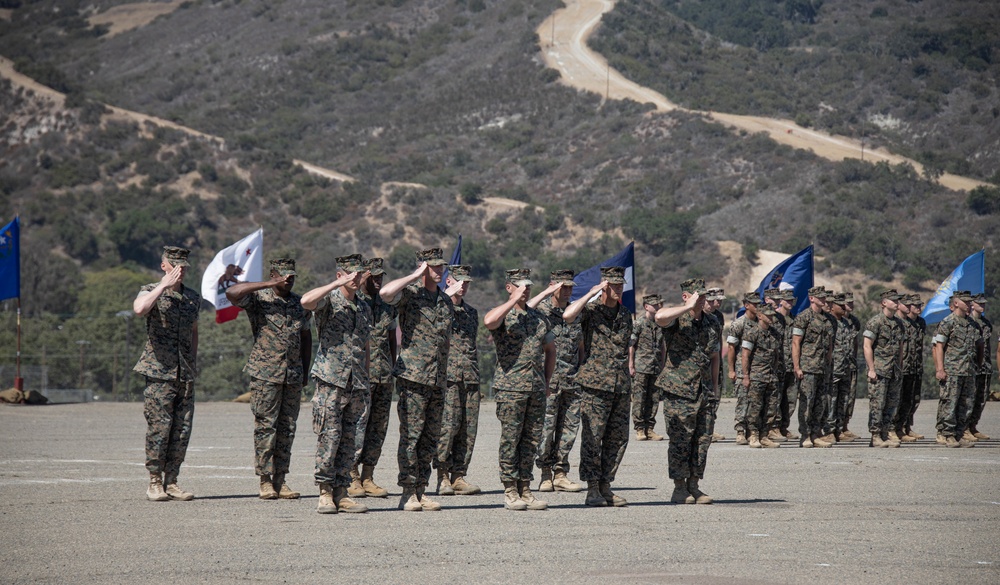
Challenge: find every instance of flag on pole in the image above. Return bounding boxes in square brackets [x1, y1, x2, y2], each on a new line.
[571, 241, 636, 313]
[0, 216, 20, 302]
[439, 234, 462, 290]
[922, 250, 985, 325]
[754, 245, 814, 316]
[201, 228, 264, 323]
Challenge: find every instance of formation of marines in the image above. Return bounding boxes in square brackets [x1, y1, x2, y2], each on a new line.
[134, 245, 995, 511]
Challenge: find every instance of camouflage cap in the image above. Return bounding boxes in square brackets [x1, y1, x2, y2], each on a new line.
[417, 247, 448, 266]
[742, 292, 763, 305]
[364, 257, 386, 276]
[270, 258, 297, 276]
[808, 286, 828, 299]
[680, 278, 707, 295]
[162, 246, 191, 267]
[505, 268, 533, 286]
[781, 289, 797, 301]
[972, 293, 987, 304]
[705, 287, 725, 301]
[549, 269, 576, 285]
[879, 288, 902, 301]
[757, 304, 777, 318]
[448, 265, 474, 282]
[336, 253, 365, 273]
[951, 290, 974, 302]
[763, 288, 782, 300]
[830, 292, 847, 305]
[642, 294, 664, 307]
[905, 293, 922, 306]
[601, 266, 626, 285]
[843, 292, 855, 302]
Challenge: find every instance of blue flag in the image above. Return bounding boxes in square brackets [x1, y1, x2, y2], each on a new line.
[571, 241, 635, 313]
[0, 217, 19, 302]
[922, 250, 985, 325]
[439, 234, 462, 290]
[742, 245, 814, 317]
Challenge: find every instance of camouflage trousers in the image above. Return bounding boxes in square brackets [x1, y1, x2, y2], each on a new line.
[797, 372, 828, 438]
[936, 375, 976, 438]
[435, 381, 480, 477]
[631, 372, 660, 431]
[358, 380, 394, 467]
[826, 375, 852, 436]
[894, 373, 922, 434]
[143, 377, 194, 479]
[663, 383, 713, 480]
[249, 378, 301, 477]
[536, 379, 582, 474]
[969, 372, 992, 431]
[396, 378, 443, 488]
[867, 372, 901, 435]
[495, 389, 545, 482]
[843, 370, 858, 429]
[746, 379, 780, 435]
[312, 379, 369, 487]
[778, 371, 799, 433]
[578, 387, 630, 483]
[733, 375, 749, 434]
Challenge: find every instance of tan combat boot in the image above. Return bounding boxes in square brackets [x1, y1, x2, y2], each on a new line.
[945, 436, 961, 448]
[759, 434, 780, 448]
[317, 483, 337, 514]
[711, 431, 726, 442]
[870, 434, 886, 448]
[360, 465, 388, 498]
[971, 429, 990, 440]
[259, 474, 278, 500]
[882, 432, 900, 448]
[813, 434, 834, 448]
[599, 482, 627, 507]
[146, 473, 169, 502]
[333, 486, 368, 513]
[635, 428, 648, 441]
[800, 436, 814, 448]
[962, 429, 978, 442]
[671, 479, 695, 504]
[898, 429, 917, 443]
[783, 429, 800, 440]
[163, 475, 194, 501]
[735, 431, 749, 445]
[273, 474, 300, 499]
[503, 481, 527, 511]
[687, 478, 713, 504]
[907, 429, 926, 440]
[840, 429, 858, 440]
[552, 470, 582, 492]
[416, 488, 442, 511]
[936, 433, 947, 445]
[958, 436, 976, 448]
[748, 432, 762, 448]
[399, 487, 422, 511]
[645, 429, 664, 441]
[451, 474, 481, 495]
[348, 466, 366, 498]
[585, 481, 607, 507]
[518, 481, 548, 510]
[538, 467, 554, 492]
[436, 469, 454, 496]
[767, 429, 787, 442]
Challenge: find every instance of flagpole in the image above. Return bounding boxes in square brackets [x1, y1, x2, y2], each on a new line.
[15, 297, 22, 391]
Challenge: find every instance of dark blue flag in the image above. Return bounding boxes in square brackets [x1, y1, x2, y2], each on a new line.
[439, 234, 462, 289]
[757, 245, 814, 316]
[0, 217, 19, 302]
[571, 241, 635, 313]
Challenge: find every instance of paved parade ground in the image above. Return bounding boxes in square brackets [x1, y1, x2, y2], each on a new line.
[2, 399, 999, 584]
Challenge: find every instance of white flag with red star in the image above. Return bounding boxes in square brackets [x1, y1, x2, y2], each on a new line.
[200, 228, 263, 323]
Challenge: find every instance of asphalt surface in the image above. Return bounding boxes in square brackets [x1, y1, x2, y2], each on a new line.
[2, 398, 999, 584]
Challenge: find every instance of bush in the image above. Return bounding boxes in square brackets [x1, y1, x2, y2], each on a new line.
[967, 186, 1000, 215]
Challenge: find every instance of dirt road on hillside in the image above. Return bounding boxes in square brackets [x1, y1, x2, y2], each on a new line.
[538, 0, 986, 193]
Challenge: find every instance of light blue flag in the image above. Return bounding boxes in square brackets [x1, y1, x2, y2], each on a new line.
[0, 217, 20, 302]
[922, 250, 985, 325]
[738, 245, 814, 318]
[571, 242, 635, 313]
[439, 234, 462, 290]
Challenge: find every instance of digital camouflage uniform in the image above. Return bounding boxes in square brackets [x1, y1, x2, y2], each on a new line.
[630, 312, 665, 431]
[575, 301, 633, 484]
[437, 299, 480, 478]
[895, 302, 926, 436]
[134, 282, 200, 481]
[235, 287, 311, 478]
[842, 310, 862, 431]
[969, 309, 993, 433]
[536, 297, 583, 475]
[658, 311, 719, 480]
[742, 320, 782, 435]
[311, 288, 372, 487]
[778, 303, 800, 436]
[357, 289, 397, 468]
[705, 308, 725, 427]
[828, 311, 857, 436]
[726, 311, 758, 435]
[493, 304, 554, 483]
[864, 309, 904, 437]
[390, 283, 453, 489]
[792, 304, 836, 439]
[934, 310, 981, 438]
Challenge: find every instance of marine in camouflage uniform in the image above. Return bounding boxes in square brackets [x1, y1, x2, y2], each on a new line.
[485, 268, 555, 511]
[435, 265, 482, 497]
[791, 286, 836, 448]
[933, 290, 982, 448]
[893, 294, 926, 441]
[726, 292, 762, 444]
[564, 266, 633, 508]
[773, 289, 800, 440]
[740, 303, 782, 448]
[704, 288, 727, 441]
[654, 279, 720, 505]
[226, 258, 312, 500]
[968, 294, 993, 440]
[133, 246, 200, 502]
[826, 293, 857, 442]
[841, 292, 863, 439]
[863, 289, 905, 448]
[302, 254, 372, 513]
[353, 257, 397, 498]
[531, 269, 584, 493]
[630, 294, 666, 441]
[380, 247, 454, 512]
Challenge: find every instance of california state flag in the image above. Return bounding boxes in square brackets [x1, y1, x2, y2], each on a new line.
[201, 228, 263, 323]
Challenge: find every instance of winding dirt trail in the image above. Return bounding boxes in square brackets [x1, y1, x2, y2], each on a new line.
[538, 0, 986, 193]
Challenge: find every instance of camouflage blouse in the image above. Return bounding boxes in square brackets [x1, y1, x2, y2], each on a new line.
[657, 311, 718, 400]
[574, 303, 633, 394]
[537, 298, 583, 383]
[973, 314, 993, 374]
[901, 316, 927, 376]
[629, 314, 665, 375]
[310, 289, 372, 391]
[235, 288, 311, 384]
[831, 316, 857, 378]
[863, 312, 903, 377]
[491, 306, 553, 393]
[388, 284, 453, 388]
[725, 314, 758, 378]
[792, 308, 835, 375]
[447, 301, 480, 384]
[133, 283, 200, 382]
[934, 313, 981, 376]
[742, 323, 782, 383]
[358, 290, 397, 384]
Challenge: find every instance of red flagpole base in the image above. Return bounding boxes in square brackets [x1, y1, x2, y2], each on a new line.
[14, 377, 24, 391]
